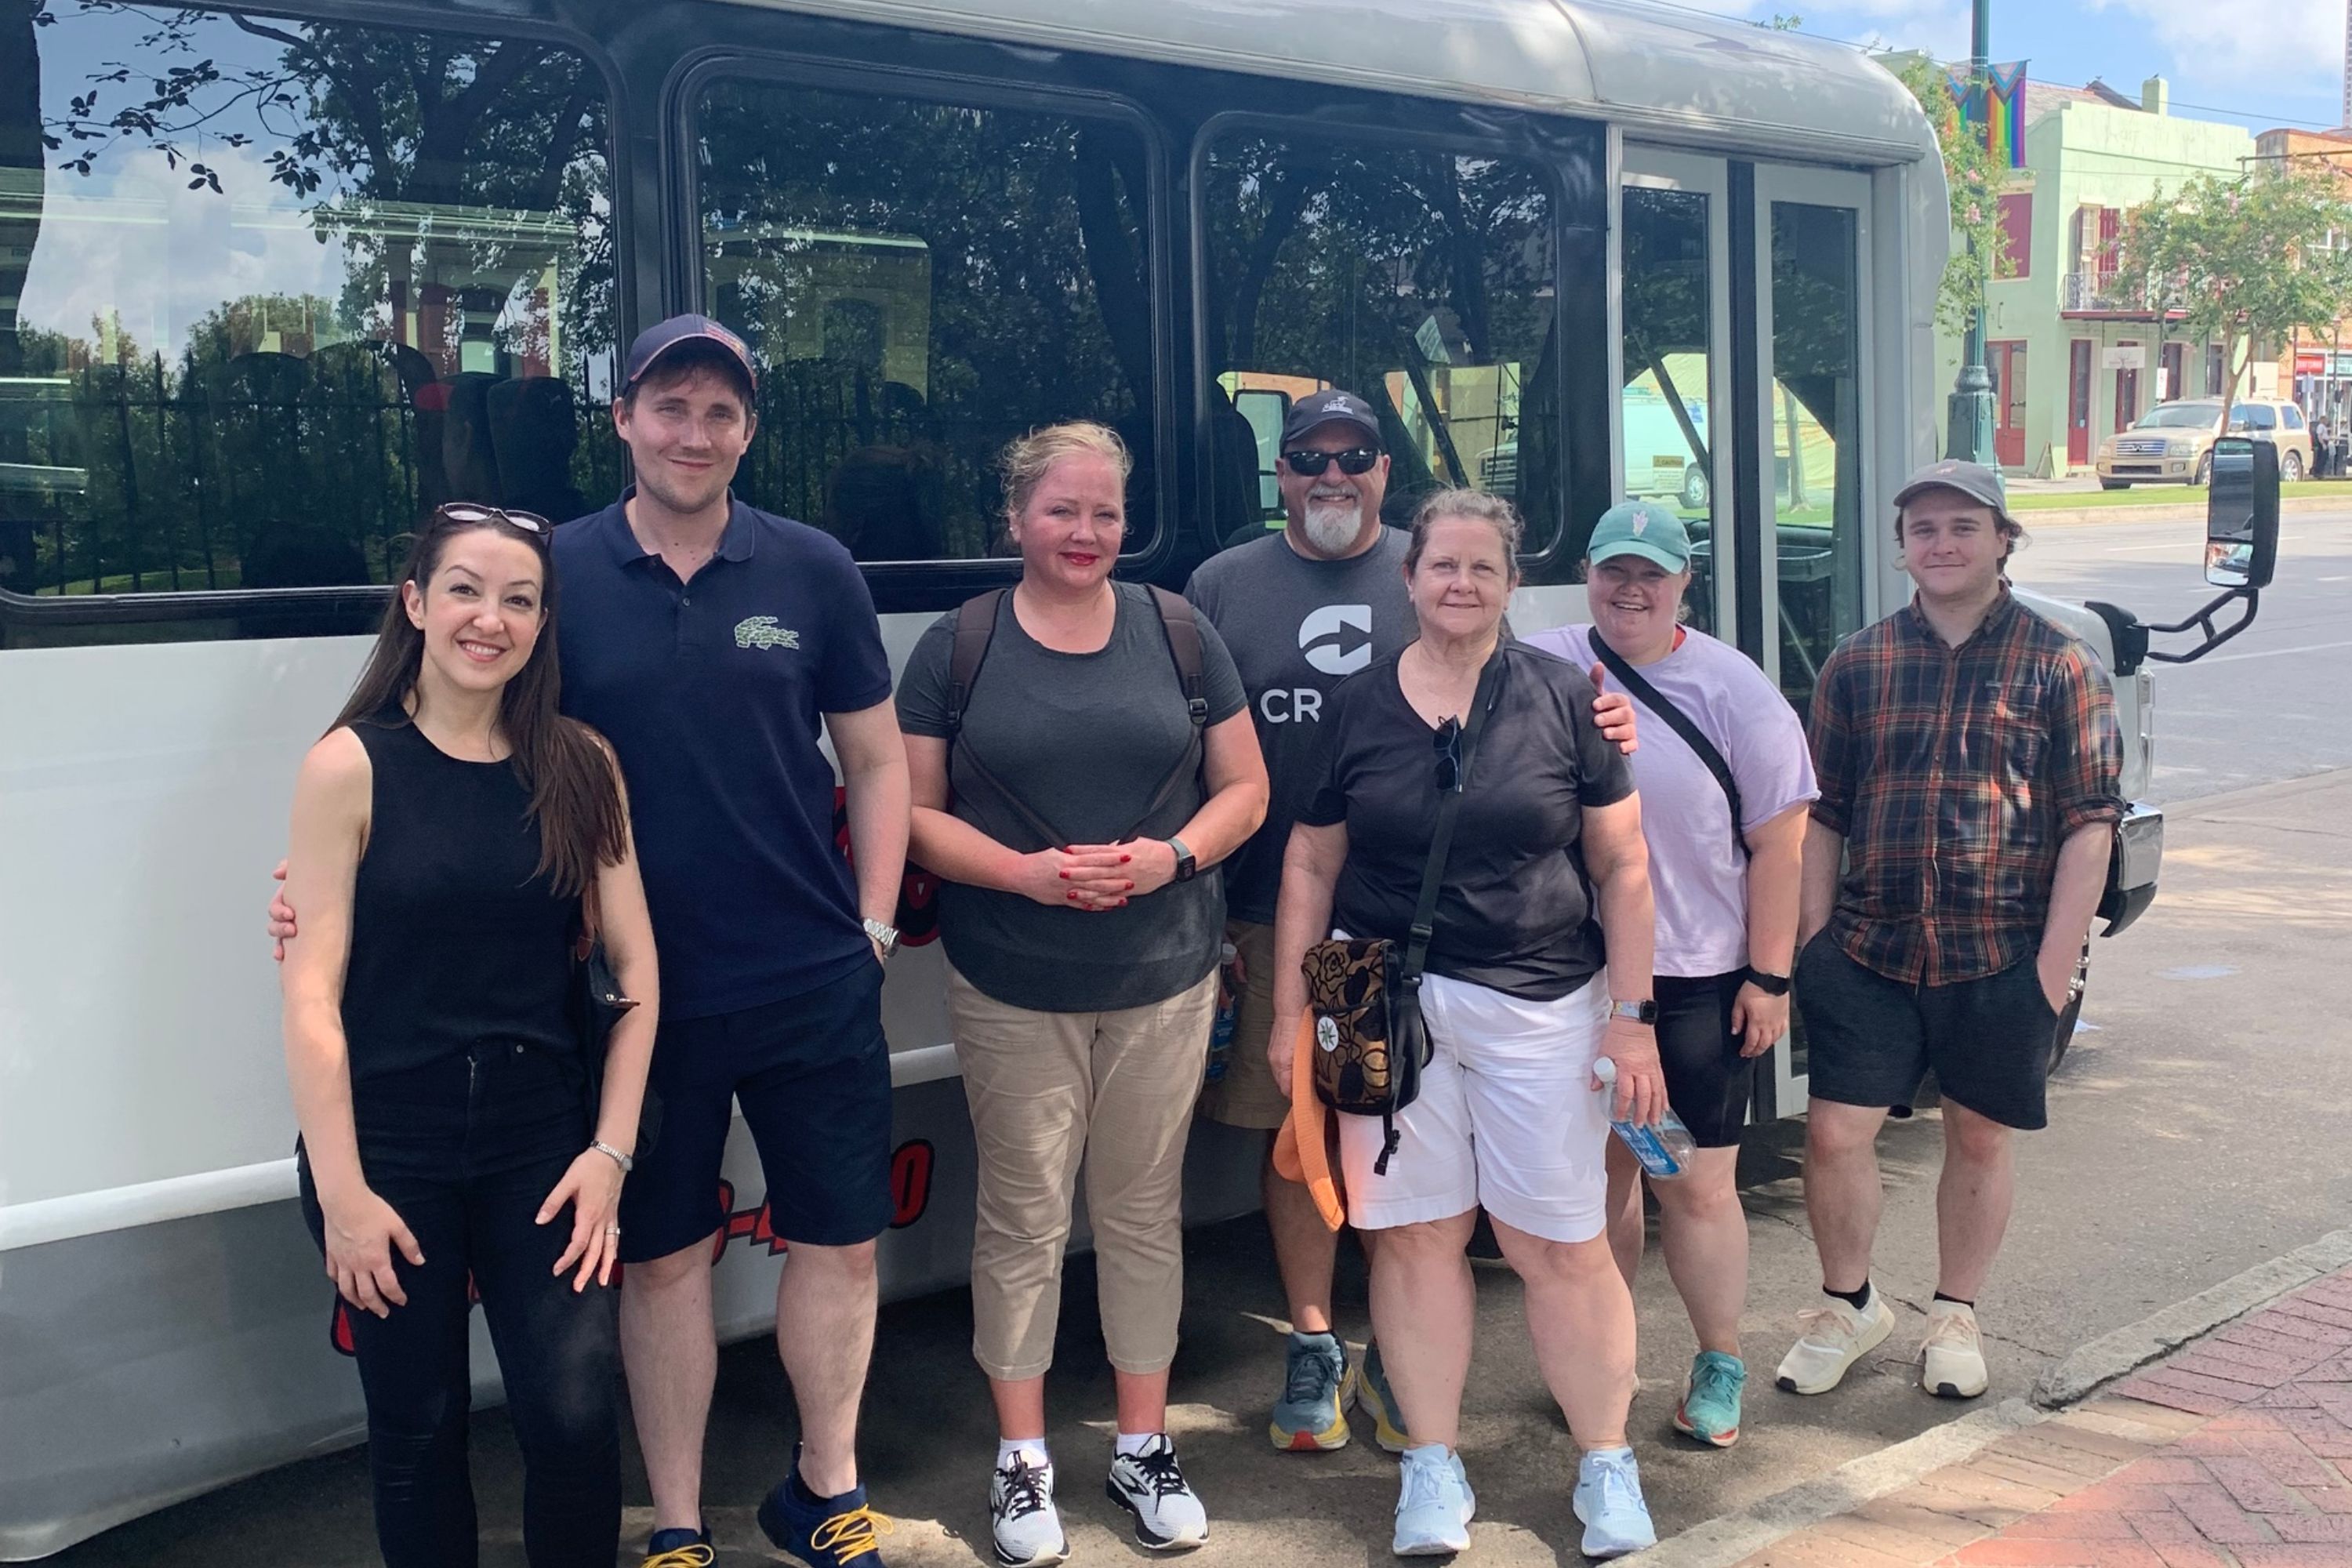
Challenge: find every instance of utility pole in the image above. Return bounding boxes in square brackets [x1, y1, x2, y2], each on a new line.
[1947, 0, 1997, 464]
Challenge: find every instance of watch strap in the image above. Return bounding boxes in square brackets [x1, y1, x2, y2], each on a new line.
[1743, 966, 1792, 996]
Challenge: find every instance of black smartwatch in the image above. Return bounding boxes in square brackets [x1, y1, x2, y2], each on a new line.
[1743, 966, 1793, 996]
[1168, 837, 1198, 883]
[1609, 998, 1659, 1025]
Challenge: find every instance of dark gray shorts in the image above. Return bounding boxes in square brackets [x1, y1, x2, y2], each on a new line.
[1794, 931, 2062, 1131]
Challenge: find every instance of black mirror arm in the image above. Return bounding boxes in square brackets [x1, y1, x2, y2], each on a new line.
[2140, 587, 2262, 664]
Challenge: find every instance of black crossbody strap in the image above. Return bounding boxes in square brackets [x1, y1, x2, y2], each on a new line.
[1403, 646, 1506, 979]
[1588, 628, 1751, 862]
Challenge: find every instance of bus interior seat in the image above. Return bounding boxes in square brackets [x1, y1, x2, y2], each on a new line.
[826, 444, 945, 561]
[1205, 385, 1262, 550]
[438, 372, 505, 509]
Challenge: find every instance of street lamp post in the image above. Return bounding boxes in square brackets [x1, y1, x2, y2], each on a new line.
[1947, 0, 1997, 465]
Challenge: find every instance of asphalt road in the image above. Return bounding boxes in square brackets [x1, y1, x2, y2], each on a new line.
[2008, 505, 2352, 801]
[45, 510, 2352, 1567]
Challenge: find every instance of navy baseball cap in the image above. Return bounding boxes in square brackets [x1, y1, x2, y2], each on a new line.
[1281, 388, 1383, 448]
[622, 314, 757, 395]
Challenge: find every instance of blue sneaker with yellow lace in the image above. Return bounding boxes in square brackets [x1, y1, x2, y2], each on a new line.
[640, 1525, 716, 1568]
[758, 1444, 896, 1566]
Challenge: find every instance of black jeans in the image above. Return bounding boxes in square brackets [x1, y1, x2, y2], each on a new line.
[298, 1044, 619, 1568]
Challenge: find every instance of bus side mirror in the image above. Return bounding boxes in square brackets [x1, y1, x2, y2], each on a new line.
[2205, 436, 2278, 590]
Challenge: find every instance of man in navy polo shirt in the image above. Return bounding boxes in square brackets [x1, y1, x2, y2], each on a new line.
[563, 318, 910, 1568]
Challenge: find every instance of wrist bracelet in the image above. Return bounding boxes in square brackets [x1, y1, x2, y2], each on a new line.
[591, 1138, 633, 1174]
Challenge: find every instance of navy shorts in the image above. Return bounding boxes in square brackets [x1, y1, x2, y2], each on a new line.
[1795, 931, 2061, 1131]
[1655, 971, 1753, 1148]
[618, 958, 894, 1262]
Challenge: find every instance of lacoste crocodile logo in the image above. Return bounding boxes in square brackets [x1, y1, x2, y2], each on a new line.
[734, 615, 800, 651]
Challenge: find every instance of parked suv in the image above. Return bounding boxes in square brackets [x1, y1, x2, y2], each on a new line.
[2095, 397, 2310, 488]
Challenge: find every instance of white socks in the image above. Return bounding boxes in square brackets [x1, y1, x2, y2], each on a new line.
[1114, 1432, 1160, 1457]
[997, 1437, 1051, 1471]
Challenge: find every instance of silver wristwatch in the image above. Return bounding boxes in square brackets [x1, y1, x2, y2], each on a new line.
[590, 1138, 633, 1174]
[862, 916, 900, 958]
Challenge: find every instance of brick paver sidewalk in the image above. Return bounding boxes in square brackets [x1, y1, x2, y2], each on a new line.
[1730, 1267, 2352, 1568]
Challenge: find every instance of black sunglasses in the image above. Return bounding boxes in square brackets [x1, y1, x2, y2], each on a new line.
[436, 502, 553, 544]
[1281, 448, 1381, 477]
[1433, 716, 1465, 794]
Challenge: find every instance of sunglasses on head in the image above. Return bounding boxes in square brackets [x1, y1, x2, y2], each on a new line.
[1432, 715, 1466, 794]
[1281, 448, 1381, 477]
[436, 502, 553, 543]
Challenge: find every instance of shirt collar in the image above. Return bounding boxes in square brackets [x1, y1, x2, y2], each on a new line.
[1900, 583, 2019, 650]
[604, 486, 756, 567]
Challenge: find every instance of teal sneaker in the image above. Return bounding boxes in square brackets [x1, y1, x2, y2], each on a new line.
[1572, 1446, 1657, 1559]
[1673, 1350, 1747, 1447]
[1269, 1330, 1355, 1451]
[1356, 1340, 1409, 1454]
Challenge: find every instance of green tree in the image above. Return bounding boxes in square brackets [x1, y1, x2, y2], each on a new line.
[2118, 167, 2352, 423]
[1888, 56, 2009, 336]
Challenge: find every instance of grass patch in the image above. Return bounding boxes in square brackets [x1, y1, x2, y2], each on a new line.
[2009, 481, 2347, 510]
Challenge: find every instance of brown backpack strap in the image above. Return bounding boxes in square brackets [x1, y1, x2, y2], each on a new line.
[1145, 584, 1208, 728]
[946, 588, 1006, 738]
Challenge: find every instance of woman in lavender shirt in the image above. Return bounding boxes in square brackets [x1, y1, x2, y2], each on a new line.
[1524, 500, 1817, 1450]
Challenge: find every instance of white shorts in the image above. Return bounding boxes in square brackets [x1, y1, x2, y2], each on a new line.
[1337, 967, 1612, 1244]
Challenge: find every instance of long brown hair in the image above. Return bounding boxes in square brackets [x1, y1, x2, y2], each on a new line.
[331, 507, 626, 898]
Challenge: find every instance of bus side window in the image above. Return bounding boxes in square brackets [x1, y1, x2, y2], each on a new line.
[1196, 132, 1561, 554]
[693, 82, 1156, 563]
[1, 5, 619, 636]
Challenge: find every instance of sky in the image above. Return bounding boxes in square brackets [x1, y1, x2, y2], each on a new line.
[1671, 0, 2351, 136]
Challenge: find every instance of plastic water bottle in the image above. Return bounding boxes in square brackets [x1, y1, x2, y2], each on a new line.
[1592, 1057, 1698, 1179]
[1205, 942, 1239, 1083]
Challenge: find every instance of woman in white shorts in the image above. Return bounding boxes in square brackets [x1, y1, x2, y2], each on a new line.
[1269, 489, 1668, 1561]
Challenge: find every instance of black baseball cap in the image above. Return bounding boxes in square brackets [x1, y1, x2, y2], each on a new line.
[622, 314, 757, 395]
[1280, 388, 1383, 448]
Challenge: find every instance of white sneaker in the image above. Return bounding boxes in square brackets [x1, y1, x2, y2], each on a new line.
[1921, 1300, 1990, 1399]
[1392, 1443, 1476, 1555]
[1774, 1289, 1895, 1395]
[1105, 1435, 1208, 1551]
[989, 1452, 1068, 1567]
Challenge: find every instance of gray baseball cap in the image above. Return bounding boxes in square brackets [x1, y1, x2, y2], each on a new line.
[1894, 458, 2016, 528]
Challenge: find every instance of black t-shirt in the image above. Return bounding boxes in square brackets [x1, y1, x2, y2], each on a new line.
[1301, 641, 1635, 1000]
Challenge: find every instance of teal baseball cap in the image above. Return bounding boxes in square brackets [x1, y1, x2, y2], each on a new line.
[1586, 499, 1692, 571]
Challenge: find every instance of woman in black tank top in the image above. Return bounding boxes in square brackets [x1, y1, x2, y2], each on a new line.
[278, 503, 659, 1568]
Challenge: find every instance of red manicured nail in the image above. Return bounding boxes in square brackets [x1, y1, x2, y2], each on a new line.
[1124, 881, 1135, 891]
[1120, 854, 1132, 863]
[1059, 871, 1069, 879]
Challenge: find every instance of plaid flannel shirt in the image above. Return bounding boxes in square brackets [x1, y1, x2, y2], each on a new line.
[1809, 590, 2123, 987]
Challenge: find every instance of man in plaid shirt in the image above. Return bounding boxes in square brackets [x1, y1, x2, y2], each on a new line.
[1774, 459, 2122, 1406]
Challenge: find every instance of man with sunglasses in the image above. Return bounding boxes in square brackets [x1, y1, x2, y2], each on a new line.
[1185, 390, 1635, 1457]
[274, 316, 910, 1568]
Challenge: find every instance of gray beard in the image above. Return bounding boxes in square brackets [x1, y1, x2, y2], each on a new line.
[1301, 503, 1363, 556]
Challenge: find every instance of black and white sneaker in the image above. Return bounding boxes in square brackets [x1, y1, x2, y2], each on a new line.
[1104, 1435, 1208, 1551]
[989, 1452, 1068, 1567]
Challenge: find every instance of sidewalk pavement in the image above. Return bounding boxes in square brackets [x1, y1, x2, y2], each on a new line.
[1719, 1266, 2352, 1568]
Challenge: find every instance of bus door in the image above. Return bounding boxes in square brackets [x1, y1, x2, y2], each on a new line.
[1619, 152, 1874, 1116]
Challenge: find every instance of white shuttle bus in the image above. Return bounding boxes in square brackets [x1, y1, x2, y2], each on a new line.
[0, 0, 2172, 1554]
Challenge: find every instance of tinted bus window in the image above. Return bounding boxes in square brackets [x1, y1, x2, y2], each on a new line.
[695, 81, 1154, 562]
[1199, 132, 1559, 553]
[0, 5, 619, 627]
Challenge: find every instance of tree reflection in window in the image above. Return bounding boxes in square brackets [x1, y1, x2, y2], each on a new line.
[1200, 135, 1559, 554]
[695, 82, 1152, 561]
[0, 4, 617, 614]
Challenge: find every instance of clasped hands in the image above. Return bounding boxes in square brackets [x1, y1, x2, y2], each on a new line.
[1018, 838, 1180, 911]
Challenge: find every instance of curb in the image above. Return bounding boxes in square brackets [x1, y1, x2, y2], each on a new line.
[1628, 1224, 2352, 1568]
[1624, 1399, 2045, 1568]
[2029, 1225, 2352, 1407]
[2011, 495, 2346, 526]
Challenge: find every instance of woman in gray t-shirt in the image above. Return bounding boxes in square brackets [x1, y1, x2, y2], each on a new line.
[896, 422, 1266, 1563]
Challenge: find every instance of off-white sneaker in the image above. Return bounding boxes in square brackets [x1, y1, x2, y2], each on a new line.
[1920, 1300, 1990, 1399]
[1774, 1290, 1896, 1395]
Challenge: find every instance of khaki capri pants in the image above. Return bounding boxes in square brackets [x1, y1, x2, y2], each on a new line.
[947, 963, 1219, 1381]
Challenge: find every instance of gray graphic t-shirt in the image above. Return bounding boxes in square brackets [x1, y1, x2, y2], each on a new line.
[1185, 527, 1415, 924]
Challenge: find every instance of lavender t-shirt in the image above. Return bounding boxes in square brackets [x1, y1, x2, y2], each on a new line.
[1522, 625, 1819, 978]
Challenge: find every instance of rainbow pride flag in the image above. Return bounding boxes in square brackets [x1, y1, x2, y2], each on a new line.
[1947, 61, 2029, 169]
